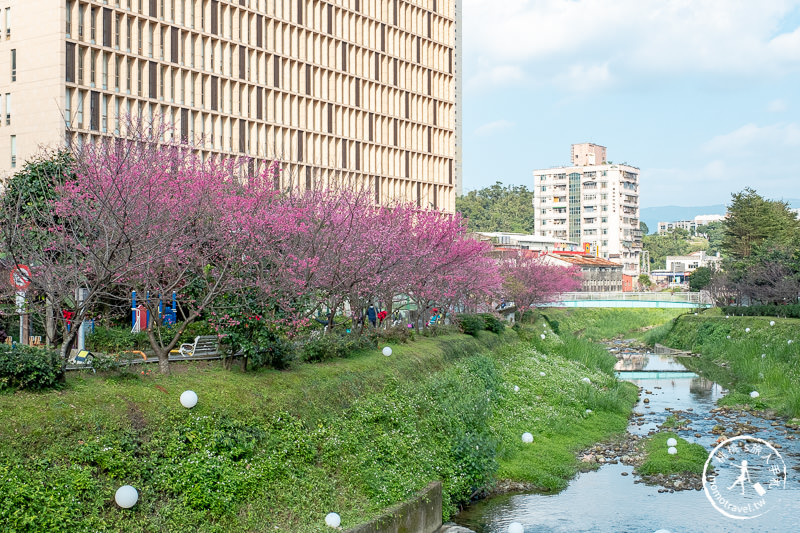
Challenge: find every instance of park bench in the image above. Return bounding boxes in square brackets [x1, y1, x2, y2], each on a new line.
[176, 335, 220, 359]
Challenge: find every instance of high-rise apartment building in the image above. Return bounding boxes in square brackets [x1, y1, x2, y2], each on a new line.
[533, 143, 642, 276]
[0, 0, 458, 212]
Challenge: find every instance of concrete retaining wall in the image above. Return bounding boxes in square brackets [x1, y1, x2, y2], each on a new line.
[345, 481, 442, 533]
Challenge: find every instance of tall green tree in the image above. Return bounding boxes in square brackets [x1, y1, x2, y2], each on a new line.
[722, 188, 800, 259]
[456, 182, 536, 233]
[642, 229, 691, 270]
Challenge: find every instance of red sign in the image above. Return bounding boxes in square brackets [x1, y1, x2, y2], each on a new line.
[9, 264, 31, 290]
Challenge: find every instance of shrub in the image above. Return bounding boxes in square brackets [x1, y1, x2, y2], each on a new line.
[369, 325, 414, 344]
[248, 335, 297, 370]
[302, 333, 376, 362]
[480, 313, 505, 334]
[456, 313, 485, 336]
[86, 325, 149, 353]
[0, 345, 63, 391]
[721, 304, 800, 318]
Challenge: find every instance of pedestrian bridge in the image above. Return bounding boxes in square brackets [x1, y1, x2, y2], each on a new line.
[546, 291, 713, 309]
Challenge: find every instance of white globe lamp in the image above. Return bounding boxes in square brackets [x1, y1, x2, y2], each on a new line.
[325, 512, 341, 528]
[666, 438, 677, 447]
[115, 485, 139, 508]
[668, 446, 678, 455]
[180, 390, 198, 409]
[382, 346, 392, 357]
[750, 391, 760, 398]
[521, 432, 533, 444]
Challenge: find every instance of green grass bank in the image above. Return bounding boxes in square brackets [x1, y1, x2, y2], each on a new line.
[540, 308, 687, 341]
[0, 311, 669, 533]
[647, 310, 800, 418]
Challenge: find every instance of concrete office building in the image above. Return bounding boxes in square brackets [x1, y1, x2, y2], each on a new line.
[0, 0, 458, 212]
[533, 143, 642, 276]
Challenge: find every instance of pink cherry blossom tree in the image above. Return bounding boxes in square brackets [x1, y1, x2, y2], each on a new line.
[499, 250, 582, 313]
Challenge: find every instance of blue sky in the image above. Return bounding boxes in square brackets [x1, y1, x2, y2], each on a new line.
[461, 0, 800, 208]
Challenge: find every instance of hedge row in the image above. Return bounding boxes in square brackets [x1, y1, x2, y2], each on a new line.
[720, 304, 800, 318]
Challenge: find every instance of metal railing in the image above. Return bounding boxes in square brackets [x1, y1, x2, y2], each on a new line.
[556, 291, 709, 304]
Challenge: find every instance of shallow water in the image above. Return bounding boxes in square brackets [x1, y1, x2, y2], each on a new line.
[455, 353, 800, 533]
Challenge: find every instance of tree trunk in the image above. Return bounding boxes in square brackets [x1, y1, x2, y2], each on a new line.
[45, 295, 56, 348]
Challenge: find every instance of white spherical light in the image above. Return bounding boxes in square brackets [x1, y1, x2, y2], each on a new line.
[325, 512, 341, 528]
[382, 346, 392, 357]
[750, 391, 760, 398]
[508, 523, 525, 533]
[514, 385, 520, 392]
[762, 353, 766, 358]
[180, 390, 198, 409]
[539, 371, 546, 377]
[668, 446, 678, 455]
[540, 333, 546, 340]
[745, 328, 751, 333]
[115, 485, 139, 508]
[770, 321, 775, 326]
[726, 335, 731, 339]
[581, 377, 591, 384]
[585, 409, 593, 414]
[789, 339, 794, 345]
[726, 315, 729, 319]
[666, 438, 677, 447]
[521, 432, 534, 444]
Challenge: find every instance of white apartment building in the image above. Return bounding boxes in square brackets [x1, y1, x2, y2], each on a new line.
[533, 143, 642, 276]
[0, 0, 459, 212]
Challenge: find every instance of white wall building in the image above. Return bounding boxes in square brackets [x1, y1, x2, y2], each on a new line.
[475, 232, 581, 253]
[533, 143, 641, 276]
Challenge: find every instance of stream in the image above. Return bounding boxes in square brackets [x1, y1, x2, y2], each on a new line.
[454, 343, 800, 532]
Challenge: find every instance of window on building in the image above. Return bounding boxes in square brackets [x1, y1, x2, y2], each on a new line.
[541, 186, 546, 191]
[78, 5, 85, 39]
[90, 7, 97, 42]
[66, 2, 72, 36]
[102, 53, 109, 89]
[90, 49, 97, 86]
[148, 24, 154, 57]
[115, 14, 121, 47]
[10, 135, 15, 168]
[10, 49, 15, 82]
[77, 91, 85, 127]
[65, 89, 72, 127]
[127, 59, 132, 92]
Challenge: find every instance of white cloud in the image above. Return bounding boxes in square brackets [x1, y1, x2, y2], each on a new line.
[703, 123, 800, 155]
[467, 64, 526, 89]
[464, 0, 800, 88]
[767, 99, 788, 112]
[474, 120, 515, 137]
[552, 63, 614, 91]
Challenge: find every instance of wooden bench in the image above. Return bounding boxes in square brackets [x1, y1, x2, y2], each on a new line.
[176, 335, 220, 359]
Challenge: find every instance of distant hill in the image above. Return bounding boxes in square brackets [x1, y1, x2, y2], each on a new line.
[641, 199, 800, 234]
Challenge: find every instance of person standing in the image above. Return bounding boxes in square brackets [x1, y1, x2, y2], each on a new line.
[366, 305, 377, 327]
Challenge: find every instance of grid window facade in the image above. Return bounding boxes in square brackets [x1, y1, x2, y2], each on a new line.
[57, 0, 456, 211]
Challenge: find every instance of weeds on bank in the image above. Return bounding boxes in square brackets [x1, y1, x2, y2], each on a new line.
[657, 314, 800, 417]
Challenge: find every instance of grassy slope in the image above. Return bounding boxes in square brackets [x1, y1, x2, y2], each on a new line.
[650, 311, 800, 417]
[541, 308, 687, 341]
[0, 309, 678, 532]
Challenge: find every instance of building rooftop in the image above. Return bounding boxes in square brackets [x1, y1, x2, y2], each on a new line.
[548, 253, 623, 268]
